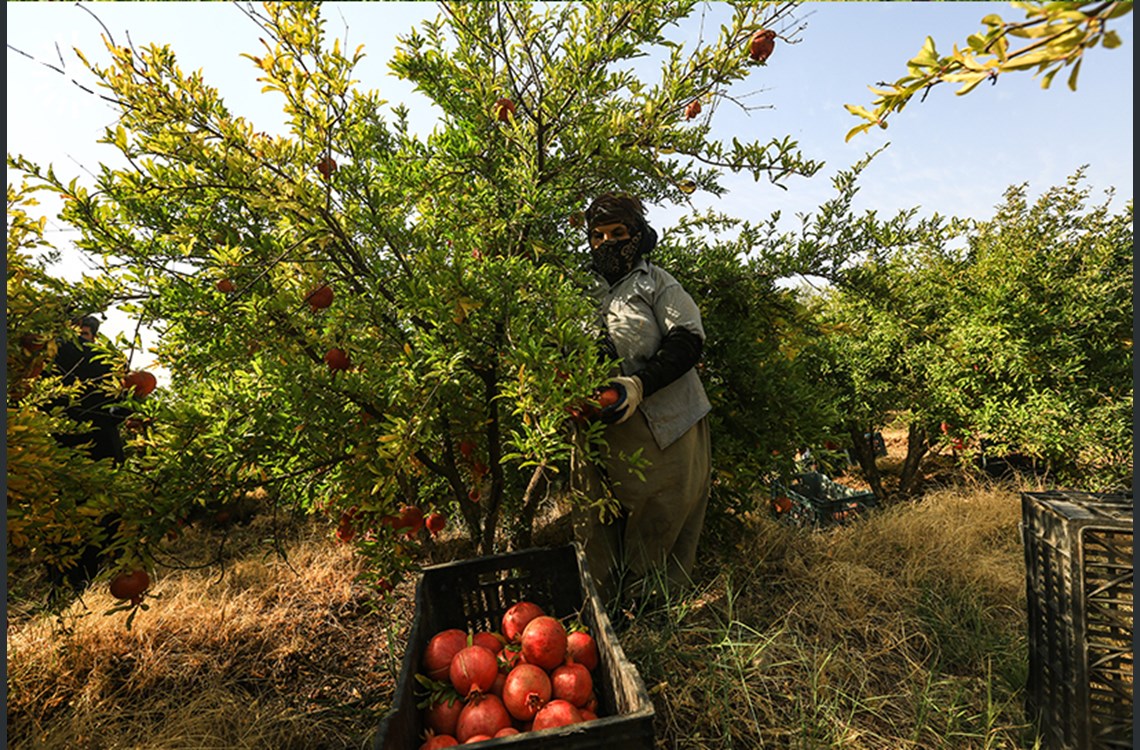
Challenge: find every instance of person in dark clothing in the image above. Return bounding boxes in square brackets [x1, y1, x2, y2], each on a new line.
[46, 314, 130, 593]
[51, 314, 129, 464]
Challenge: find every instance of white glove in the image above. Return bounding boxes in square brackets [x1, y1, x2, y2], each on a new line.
[601, 375, 643, 425]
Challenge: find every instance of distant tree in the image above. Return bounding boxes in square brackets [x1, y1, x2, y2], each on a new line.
[933, 171, 1132, 490]
[804, 170, 1132, 494]
[846, 1, 1132, 140]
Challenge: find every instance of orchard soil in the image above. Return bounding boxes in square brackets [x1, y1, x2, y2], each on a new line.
[6, 428, 1048, 749]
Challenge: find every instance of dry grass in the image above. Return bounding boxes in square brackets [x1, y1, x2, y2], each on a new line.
[7, 438, 1051, 749]
[620, 483, 1036, 749]
[7, 515, 410, 750]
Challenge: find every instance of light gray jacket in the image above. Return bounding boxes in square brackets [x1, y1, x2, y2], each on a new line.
[592, 259, 712, 450]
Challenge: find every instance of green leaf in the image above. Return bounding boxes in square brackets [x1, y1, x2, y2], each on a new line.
[966, 33, 988, 52]
[909, 36, 940, 67]
[1065, 58, 1082, 91]
[999, 49, 1055, 70]
[953, 75, 988, 96]
[844, 123, 874, 143]
[843, 104, 877, 123]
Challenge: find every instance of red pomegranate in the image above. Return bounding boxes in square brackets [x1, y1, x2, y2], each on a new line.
[123, 370, 158, 398]
[551, 662, 593, 707]
[335, 518, 355, 543]
[489, 671, 506, 697]
[501, 600, 545, 643]
[424, 697, 464, 737]
[749, 29, 776, 63]
[501, 663, 552, 721]
[324, 347, 351, 372]
[20, 334, 46, 352]
[472, 631, 504, 655]
[531, 699, 582, 731]
[425, 512, 446, 536]
[305, 284, 333, 311]
[449, 644, 499, 698]
[520, 615, 568, 671]
[422, 628, 468, 682]
[493, 97, 516, 122]
[396, 505, 424, 535]
[566, 630, 599, 672]
[419, 734, 458, 749]
[455, 694, 511, 743]
[109, 569, 150, 604]
[317, 156, 337, 179]
[684, 99, 702, 120]
[595, 386, 620, 408]
[494, 727, 520, 737]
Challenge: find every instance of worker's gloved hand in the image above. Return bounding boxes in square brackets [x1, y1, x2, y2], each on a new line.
[599, 375, 643, 425]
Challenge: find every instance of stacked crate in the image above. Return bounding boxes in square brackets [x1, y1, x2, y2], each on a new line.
[1021, 490, 1133, 750]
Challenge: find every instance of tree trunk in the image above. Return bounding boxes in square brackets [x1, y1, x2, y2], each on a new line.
[510, 462, 550, 550]
[898, 422, 929, 496]
[848, 424, 886, 501]
[477, 358, 502, 556]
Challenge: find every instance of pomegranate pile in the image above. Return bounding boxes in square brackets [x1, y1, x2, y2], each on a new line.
[415, 599, 603, 747]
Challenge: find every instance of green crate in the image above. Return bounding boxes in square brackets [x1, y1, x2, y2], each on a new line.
[373, 544, 654, 749]
[770, 471, 877, 528]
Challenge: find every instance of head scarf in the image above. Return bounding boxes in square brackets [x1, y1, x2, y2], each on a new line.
[585, 192, 658, 284]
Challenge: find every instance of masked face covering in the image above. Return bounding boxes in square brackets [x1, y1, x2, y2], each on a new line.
[591, 226, 644, 284]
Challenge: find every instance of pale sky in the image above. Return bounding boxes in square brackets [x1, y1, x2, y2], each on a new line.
[7, 1, 1134, 356]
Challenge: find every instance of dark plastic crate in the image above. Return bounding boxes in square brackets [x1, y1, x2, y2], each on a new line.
[1020, 490, 1133, 750]
[373, 544, 654, 749]
[770, 471, 877, 528]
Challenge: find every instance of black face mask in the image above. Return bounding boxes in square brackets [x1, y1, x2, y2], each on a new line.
[591, 230, 643, 284]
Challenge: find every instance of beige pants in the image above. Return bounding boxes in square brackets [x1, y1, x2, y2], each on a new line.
[571, 412, 711, 604]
